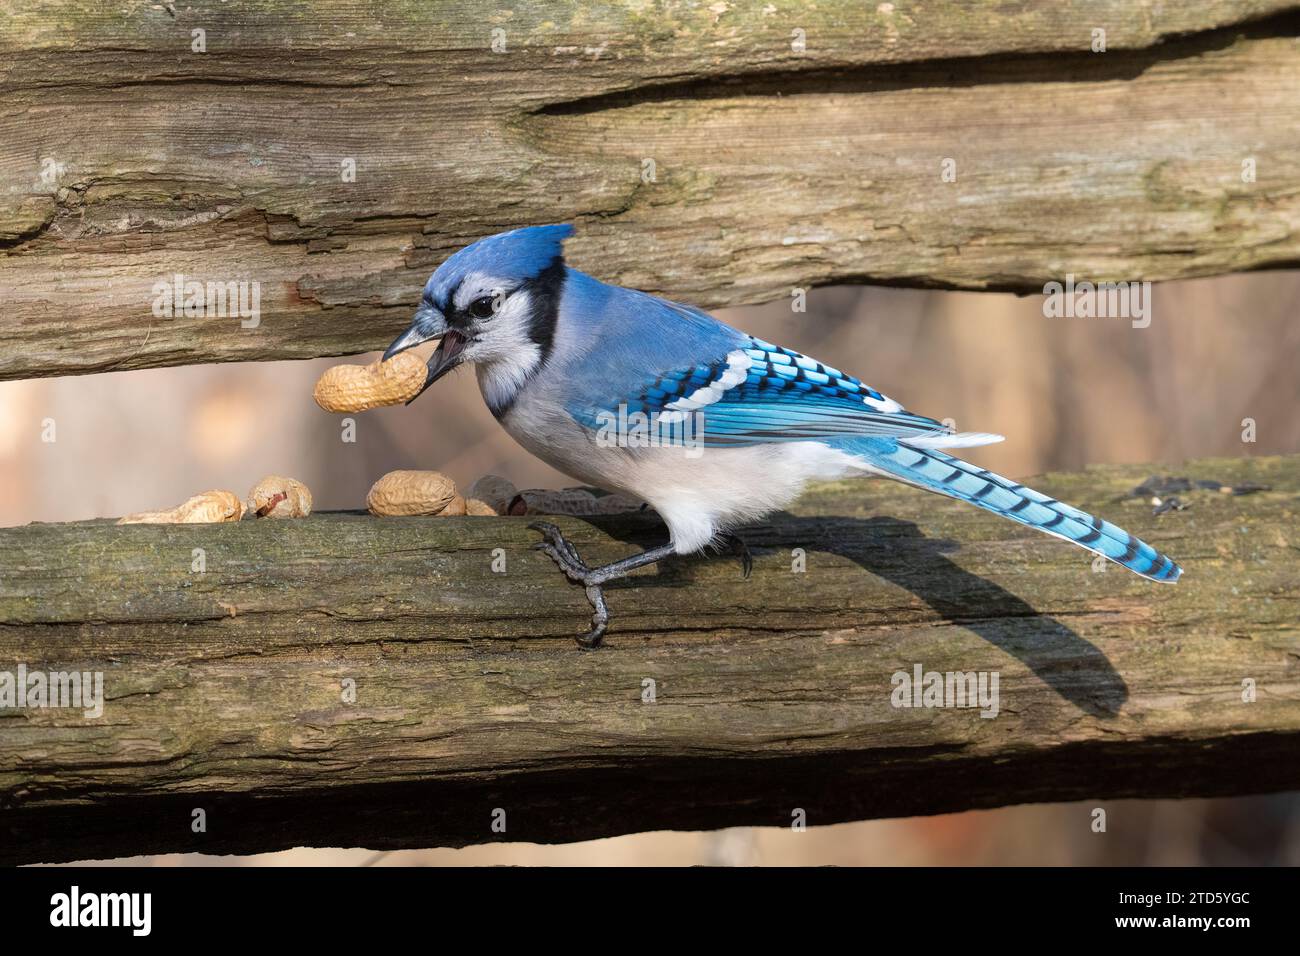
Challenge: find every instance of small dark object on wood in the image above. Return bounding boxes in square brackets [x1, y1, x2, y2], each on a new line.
[1132, 475, 1272, 501]
[1228, 481, 1272, 496]
[1132, 476, 1212, 496]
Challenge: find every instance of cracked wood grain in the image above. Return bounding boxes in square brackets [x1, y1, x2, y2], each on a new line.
[0, 453, 1296, 863]
[1, 2, 1299, 380]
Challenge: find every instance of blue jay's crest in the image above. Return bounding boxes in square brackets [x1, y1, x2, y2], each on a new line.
[423, 224, 572, 309]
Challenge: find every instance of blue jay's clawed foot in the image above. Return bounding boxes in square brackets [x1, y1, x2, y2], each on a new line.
[528, 521, 679, 648]
[579, 583, 609, 650]
[720, 533, 753, 579]
[528, 521, 590, 582]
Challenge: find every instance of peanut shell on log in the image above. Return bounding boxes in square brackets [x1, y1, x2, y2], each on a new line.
[465, 475, 518, 515]
[118, 490, 245, 525]
[366, 470, 458, 516]
[247, 475, 313, 518]
[439, 495, 468, 516]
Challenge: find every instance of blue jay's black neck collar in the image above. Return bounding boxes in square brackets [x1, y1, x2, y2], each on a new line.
[485, 256, 566, 419]
[526, 257, 565, 364]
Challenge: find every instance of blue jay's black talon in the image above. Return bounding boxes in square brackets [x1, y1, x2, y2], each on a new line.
[723, 533, 753, 579]
[527, 520, 561, 545]
[528, 521, 573, 556]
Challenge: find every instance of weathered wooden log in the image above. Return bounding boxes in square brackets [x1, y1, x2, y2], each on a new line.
[0, 453, 1296, 864]
[2, 2, 1300, 380]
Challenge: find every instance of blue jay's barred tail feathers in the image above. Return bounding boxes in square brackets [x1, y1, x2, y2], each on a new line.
[848, 438, 1181, 582]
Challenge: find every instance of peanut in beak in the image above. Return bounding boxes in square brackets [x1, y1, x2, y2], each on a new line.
[313, 342, 439, 413]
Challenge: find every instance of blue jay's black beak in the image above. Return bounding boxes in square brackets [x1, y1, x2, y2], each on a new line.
[383, 307, 466, 405]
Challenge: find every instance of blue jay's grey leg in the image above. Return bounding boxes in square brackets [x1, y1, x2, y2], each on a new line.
[529, 521, 677, 649]
[583, 541, 678, 585]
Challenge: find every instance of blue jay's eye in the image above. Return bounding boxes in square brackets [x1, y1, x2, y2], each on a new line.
[469, 295, 497, 319]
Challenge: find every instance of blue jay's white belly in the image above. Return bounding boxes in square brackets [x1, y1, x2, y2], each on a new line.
[614, 441, 870, 554]
[497, 392, 869, 554]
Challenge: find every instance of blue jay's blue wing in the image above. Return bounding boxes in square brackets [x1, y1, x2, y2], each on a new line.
[667, 334, 952, 445]
[571, 305, 953, 447]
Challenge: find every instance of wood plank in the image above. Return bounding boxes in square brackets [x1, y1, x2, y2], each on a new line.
[2, 3, 1299, 379]
[1, 453, 1295, 863]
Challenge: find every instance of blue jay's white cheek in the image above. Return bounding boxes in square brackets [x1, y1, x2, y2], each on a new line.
[467, 290, 543, 410]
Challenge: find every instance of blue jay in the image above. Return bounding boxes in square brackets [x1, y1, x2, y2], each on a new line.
[385, 224, 1181, 647]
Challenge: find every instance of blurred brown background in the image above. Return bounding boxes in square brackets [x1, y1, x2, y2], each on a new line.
[5, 272, 1299, 865]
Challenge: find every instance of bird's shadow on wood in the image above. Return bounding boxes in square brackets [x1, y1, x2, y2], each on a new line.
[577, 511, 1127, 718]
